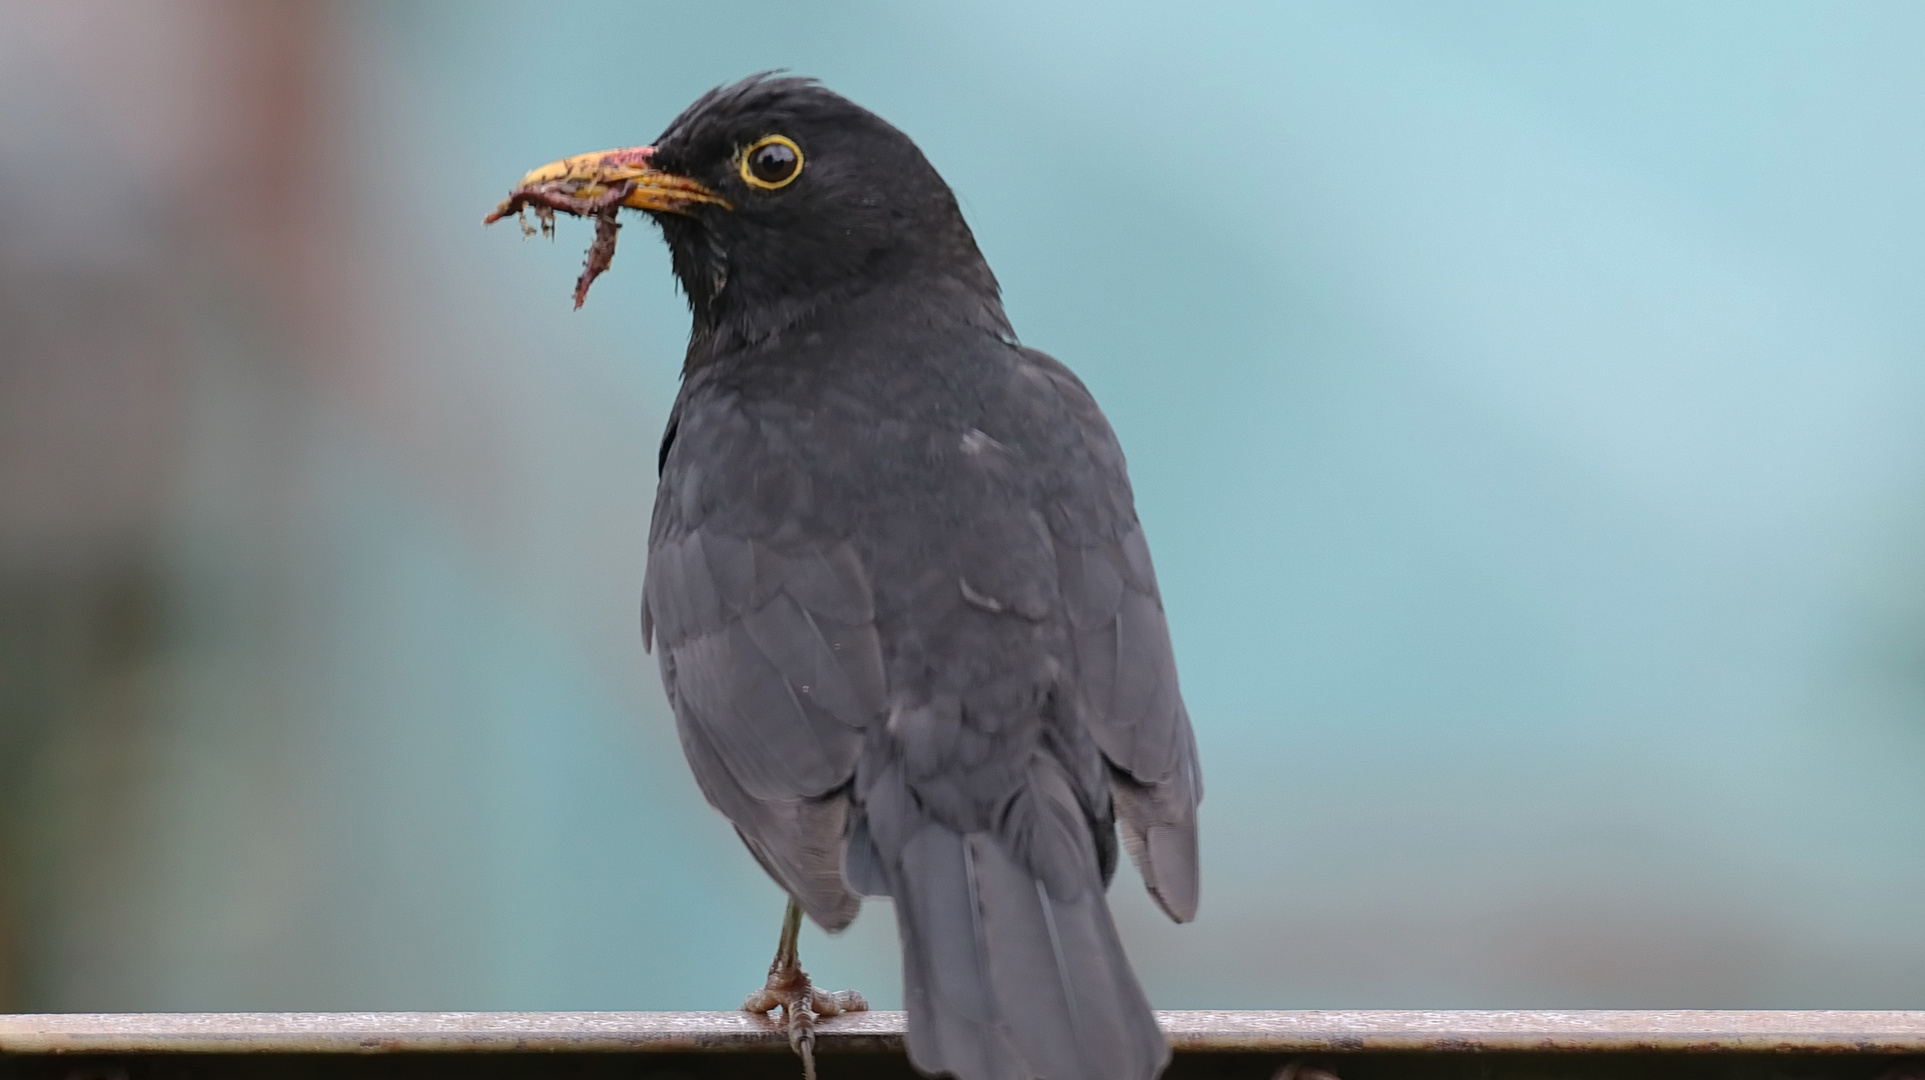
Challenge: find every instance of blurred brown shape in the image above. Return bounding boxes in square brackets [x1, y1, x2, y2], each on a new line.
[0, 0, 336, 1009]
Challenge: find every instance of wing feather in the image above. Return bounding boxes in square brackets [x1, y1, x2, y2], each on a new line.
[648, 528, 885, 929]
[1022, 347, 1203, 924]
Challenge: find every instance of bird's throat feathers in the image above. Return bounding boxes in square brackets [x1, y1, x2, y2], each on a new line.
[662, 210, 1011, 370]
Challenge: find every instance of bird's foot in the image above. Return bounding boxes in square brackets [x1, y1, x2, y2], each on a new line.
[743, 899, 866, 1080]
[743, 968, 867, 1080]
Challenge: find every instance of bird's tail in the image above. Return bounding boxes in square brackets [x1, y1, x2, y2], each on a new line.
[880, 822, 1169, 1080]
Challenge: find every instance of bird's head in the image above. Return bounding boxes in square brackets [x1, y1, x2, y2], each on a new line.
[488, 75, 1004, 348]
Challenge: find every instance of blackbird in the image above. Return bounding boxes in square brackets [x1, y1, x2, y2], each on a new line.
[487, 75, 1202, 1080]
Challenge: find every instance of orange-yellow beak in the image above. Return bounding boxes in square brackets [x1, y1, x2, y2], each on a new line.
[484, 145, 730, 224]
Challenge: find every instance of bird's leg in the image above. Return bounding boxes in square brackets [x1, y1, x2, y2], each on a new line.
[742, 897, 868, 1080]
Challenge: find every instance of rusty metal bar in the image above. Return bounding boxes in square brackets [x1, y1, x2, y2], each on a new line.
[2, 1010, 1924, 1056]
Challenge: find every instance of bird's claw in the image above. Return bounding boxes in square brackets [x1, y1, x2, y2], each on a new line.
[744, 969, 867, 1080]
[811, 986, 869, 1016]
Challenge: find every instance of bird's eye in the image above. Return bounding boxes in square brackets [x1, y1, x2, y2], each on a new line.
[741, 135, 804, 190]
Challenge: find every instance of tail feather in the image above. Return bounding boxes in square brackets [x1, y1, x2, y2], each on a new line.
[894, 822, 1168, 1080]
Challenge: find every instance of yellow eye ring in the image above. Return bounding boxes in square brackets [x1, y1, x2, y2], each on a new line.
[740, 134, 804, 190]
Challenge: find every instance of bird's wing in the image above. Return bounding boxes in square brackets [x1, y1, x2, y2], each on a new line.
[645, 408, 886, 931]
[1021, 348, 1203, 923]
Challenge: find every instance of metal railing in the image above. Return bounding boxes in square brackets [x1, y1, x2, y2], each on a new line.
[3, 1010, 1923, 1078]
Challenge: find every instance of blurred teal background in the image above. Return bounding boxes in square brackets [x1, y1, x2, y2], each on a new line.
[3, 0, 1924, 1012]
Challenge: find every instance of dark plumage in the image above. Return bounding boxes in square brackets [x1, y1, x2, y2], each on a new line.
[631, 75, 1200, 1080]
